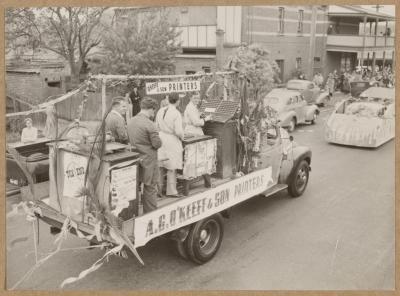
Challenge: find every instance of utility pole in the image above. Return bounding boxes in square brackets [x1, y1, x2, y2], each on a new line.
[372, 5, 384, 12]
[307, 6, 317, 80]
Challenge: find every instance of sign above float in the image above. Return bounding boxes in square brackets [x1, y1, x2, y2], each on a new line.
[145, 80, 201, 95]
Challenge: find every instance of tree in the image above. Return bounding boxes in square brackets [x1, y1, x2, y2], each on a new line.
[91, 8, 181, 75]
[226, 43, 280, 102]
[5, 8, 39, 57]
[6, 7, 108, 83]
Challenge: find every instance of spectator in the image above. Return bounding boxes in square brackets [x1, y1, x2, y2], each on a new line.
[21, 117, 38, 143]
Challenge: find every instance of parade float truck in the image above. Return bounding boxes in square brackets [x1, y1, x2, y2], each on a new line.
[24, 76, 313, 265]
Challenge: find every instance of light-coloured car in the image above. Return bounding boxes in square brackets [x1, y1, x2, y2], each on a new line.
[264, 88, 320, 132]
[286, 79, 330, 106]
[325, 87, 395, 148]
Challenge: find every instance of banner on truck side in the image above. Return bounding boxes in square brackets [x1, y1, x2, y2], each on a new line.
[145, 80, 201, 95]
[134, 167, 274, 247]
[63, 152, 88, 197]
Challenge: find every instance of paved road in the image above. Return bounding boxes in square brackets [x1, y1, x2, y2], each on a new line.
[6, 97, 394, 290]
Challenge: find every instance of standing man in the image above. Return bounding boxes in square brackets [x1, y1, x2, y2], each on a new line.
[127, 97, 162, 213]
[129, 86, 141, 116]
[105, 97, 129, 144]
[326, 73, 335, 98]
[156, 95, 184, 197]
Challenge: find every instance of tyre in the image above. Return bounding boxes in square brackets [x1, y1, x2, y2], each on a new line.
[185, 214, 224, 264]
[287, 117, 296, 133]
[175, 240, 188, 259]
[288, 160, 310, 197]
[310, 111, 318, 124]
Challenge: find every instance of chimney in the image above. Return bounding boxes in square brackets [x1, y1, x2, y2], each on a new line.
[216, 29, 225, 71]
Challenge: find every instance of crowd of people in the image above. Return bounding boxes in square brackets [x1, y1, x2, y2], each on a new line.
[104, 93, 212, 213]
[310, 65, 395, 97]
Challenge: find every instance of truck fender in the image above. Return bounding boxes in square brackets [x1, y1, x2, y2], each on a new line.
[287, 146, 312, 185]
[169, 225, 190, 242]
[278, 111, 296, 127]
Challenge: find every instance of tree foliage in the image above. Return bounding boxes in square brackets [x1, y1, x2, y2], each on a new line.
[5, 8, 39, 56]
[227, 43, 280, 101]
[6, 7, 108, 82]
[91, 8, 181, 75]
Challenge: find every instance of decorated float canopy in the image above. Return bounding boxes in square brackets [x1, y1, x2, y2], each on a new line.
[359, 87, 395, 102]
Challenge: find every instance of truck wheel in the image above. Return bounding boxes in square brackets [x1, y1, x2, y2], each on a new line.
[288, 118, 296, 133]
[288, 160, 309, 197]
[175, 240, 188, 259]
[186, 214, 224, 264]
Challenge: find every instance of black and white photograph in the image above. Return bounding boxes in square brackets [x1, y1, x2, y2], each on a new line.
[4, 4, 396, 291]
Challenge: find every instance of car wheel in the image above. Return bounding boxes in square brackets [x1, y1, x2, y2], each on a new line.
[288, 160, 310, 197]
[186, 214, 224, 264]
[311, 111, 318, 124]
[288, 118, 296, 133]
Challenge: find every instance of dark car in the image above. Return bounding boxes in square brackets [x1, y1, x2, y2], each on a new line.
[349, 81, 370, 98]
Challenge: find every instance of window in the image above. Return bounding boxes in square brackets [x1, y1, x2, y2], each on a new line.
[202, 66, 211, 73]
[278, 7, 285, 34]
[185, 70, 196, 75]
[296, 57, 302, 70]
[297, 10, 304, 34]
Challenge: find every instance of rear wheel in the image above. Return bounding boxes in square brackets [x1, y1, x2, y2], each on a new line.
[288, 160, 310, 197]
[288, 117, 296, 133]
[175, 240, 188, 259]
[185, 214, 224, 264]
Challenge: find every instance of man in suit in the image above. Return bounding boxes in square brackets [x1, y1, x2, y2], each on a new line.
[127, 97, 162, 213]
[105, 97, 129, 144]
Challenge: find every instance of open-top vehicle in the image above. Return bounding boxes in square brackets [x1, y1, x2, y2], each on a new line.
[325, 87, 395, 148]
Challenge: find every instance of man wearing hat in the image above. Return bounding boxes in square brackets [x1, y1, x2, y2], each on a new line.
[127, 97, 162, 213]
[21, 117, 38, 143]
[105, 97, 129, 144]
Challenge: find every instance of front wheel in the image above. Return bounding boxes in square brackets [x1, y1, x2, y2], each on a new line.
[185, 214, 224, 264]
[288, 160, 310, 197]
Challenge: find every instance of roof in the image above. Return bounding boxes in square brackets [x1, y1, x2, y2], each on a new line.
[360, 87, 395, 100]
[328, 5, 395, 20]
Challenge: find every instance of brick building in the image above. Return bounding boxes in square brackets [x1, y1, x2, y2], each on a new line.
[114, 6, 329, 82]
[325, 5, 395, 75]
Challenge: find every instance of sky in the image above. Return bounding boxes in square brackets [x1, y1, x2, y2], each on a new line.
[360, 5, 395, 16]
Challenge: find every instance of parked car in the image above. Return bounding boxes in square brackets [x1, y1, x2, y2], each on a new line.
[349, 81, 371, 98]
[325, 87, 395, 148]
[286, 79, 330, 106]
[264, 88, 320, 132]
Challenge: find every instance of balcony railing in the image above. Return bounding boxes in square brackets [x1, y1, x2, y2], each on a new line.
[327, 34, 395, 48]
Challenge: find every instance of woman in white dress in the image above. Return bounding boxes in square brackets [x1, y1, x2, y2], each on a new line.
[184, 93, 211, 136]
[156, 95, 184, 197]
[21, 117, 38, 143]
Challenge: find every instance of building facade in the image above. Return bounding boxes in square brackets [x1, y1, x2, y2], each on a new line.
[325, 5, 395, 76]
[115, 6, 329, 82]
